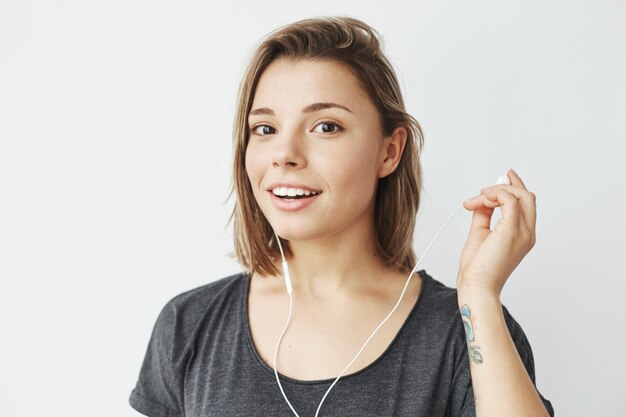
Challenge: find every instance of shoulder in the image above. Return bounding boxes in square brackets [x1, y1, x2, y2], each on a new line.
[418, 270, 464, 323]
[411, 271, 468, 359]
[130, 273, 248, 416]
[149, 272, 248, 363]
[418, 270, 521, 330]
[419, 271, 529, 335]
[419, 271, 541, 373]
[163, 271, 246, 315]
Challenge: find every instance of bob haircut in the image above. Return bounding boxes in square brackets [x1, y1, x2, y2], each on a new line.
[228, 16, 425, 278]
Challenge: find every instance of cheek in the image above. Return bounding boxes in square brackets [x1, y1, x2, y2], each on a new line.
[244, 145, 261, 185]
[244, 143, 275, 209]
[244, 147, 264, 204]
[325, 143, 381, 192]
[352, 140, 381, 174]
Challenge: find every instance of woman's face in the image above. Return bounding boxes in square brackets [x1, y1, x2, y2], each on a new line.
[245, 58, 391, 243]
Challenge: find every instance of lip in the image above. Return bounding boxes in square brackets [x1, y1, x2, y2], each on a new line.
[268, 190, 321, 212]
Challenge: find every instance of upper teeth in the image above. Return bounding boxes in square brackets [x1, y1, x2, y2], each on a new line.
[272, 187, 320, 197]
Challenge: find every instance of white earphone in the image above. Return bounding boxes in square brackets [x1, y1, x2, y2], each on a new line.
[496, 175, 511, 185]
[271, 174, 511, 417]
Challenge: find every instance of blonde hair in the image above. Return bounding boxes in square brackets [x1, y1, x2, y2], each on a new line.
[227, 16, 424, 277]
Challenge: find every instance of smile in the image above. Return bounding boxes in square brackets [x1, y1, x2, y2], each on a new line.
[268, 189, 322, 211]
[271, 187, 321, 198]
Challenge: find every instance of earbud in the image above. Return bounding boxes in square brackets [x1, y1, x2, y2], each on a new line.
[495, 175, 511, 185]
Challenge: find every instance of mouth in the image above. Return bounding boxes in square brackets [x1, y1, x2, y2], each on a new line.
[268, 186, 322, 201]
[266, 187, 322, 211]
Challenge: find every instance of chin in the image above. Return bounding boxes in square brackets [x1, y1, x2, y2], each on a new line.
[271, 225, 322, 242]
[268, 217, 334, 242]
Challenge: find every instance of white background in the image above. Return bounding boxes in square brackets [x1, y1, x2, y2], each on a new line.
[1, 1, 624, 416]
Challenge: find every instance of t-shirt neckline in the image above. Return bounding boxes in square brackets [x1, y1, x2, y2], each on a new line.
[241, 269, 430, 386]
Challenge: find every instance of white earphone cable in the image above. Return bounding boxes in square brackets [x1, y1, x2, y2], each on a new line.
[273, 291, 299, 416]
[271, 203, 465, 417]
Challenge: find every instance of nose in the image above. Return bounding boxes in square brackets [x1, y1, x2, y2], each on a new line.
[272, 128, 307, 169]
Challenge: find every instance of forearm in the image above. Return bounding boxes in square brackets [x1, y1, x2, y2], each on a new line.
[457, 287, 550, 417]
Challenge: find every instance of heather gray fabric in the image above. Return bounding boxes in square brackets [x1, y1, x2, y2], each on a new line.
[129, 270, 554, 417]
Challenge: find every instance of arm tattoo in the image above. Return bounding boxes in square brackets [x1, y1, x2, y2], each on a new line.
[460, 304, 483, 364]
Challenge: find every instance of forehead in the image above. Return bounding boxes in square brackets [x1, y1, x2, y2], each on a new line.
[250, 58, 372, 112]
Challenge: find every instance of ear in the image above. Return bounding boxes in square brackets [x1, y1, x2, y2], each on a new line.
[377, 126, 408, 179]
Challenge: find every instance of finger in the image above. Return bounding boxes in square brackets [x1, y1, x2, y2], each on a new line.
[477, 184, 536, 230]
[481, 188, 521, 229]
[508, 168, 528, 191]
[464, 193, 502, 210]
[507, 170, 537, 231]
[469, 205, 495, 231]
[516, 211, 535, 248]
[483, 188, 535, 248]
[464, 190, 535, 248]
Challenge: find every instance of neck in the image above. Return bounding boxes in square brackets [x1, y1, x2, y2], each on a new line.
[274, 219, 393, 298]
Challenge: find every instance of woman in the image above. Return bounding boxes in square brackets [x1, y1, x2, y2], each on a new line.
[129, 16, 554, 417]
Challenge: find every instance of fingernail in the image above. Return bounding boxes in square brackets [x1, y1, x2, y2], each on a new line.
[510, 168, 518, 176]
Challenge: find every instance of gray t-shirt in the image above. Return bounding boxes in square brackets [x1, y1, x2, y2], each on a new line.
[129, 270, 554, 417]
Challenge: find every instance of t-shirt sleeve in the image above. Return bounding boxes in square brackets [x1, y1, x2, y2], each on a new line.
[129, 297, 185, 417]
[452, 304, 555, 417]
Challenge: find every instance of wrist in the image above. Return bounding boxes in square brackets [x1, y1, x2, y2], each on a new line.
[456, 280, 502, 302]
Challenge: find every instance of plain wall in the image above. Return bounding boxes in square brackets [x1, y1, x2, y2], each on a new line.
[1, 1, 624, 416]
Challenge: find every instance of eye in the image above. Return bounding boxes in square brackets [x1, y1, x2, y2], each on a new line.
[313, 120, 343, 135]
[250, 124, 276, 136]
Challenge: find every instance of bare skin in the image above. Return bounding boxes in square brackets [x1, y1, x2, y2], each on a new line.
[244, 58, 417, 381]
[242, 52, 550, 417]
[247, 267, 422, 381]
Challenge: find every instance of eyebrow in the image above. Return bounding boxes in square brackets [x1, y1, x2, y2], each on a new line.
[248, 102, 354, 117]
